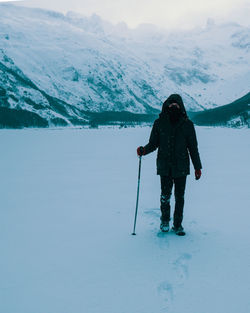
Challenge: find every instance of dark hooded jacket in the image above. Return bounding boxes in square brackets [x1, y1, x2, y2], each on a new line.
[144, 94, 202, 177]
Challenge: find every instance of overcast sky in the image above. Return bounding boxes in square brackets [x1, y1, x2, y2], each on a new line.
[3, 0, 250, 29]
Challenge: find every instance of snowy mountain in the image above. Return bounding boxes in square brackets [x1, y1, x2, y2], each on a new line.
[0, 3, 250, 127]
[191, 92, 250, 128]
[127, 21, 250, 108]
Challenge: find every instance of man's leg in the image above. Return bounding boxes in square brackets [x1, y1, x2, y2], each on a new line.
[173, 176, 187, 228]
[160, 176, 173, 223]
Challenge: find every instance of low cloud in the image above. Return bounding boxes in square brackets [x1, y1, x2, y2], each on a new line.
[13, 0, 250, 29]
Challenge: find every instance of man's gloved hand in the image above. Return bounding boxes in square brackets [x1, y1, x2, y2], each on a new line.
[137, 146, 145, 156]
[195, 169, 202, 180]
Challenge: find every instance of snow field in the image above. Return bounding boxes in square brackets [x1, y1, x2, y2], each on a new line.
[0, 126, 250, 313]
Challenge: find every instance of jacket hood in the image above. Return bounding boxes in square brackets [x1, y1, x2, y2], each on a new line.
[160, 94, 187, 118]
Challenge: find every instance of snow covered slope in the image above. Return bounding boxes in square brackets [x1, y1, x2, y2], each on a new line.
[0, 127, 250, 313]
[0, 4, 190, 118]
[127, 21, 250, 108]
[0, 3, 250, 126]
[192, 92, 250, 128]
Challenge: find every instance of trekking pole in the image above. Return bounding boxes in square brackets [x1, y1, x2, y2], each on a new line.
[132, 155, 142, 235]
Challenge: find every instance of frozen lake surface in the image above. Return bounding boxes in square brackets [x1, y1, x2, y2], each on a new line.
[0, 126, 250, 313]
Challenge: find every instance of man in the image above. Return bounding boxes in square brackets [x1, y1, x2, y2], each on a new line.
[137, 94, 202, 236]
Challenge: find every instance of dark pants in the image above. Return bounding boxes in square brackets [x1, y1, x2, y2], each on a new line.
[160, 175, 187, 227]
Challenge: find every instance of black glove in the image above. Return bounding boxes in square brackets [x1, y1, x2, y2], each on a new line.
[137, 146, 145, 156]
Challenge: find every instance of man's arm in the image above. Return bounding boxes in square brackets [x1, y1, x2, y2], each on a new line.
[187, 121, 202, 170]
[143, 119, 160, 155]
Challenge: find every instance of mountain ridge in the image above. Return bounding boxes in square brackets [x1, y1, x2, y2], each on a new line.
[191, 92, 250, 128]
[0, 3, 249, 128]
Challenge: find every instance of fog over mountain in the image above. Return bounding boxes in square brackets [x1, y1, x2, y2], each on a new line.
[14, 0, 250, 29]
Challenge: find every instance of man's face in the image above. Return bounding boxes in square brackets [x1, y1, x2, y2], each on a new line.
[169, 102, 180, 109]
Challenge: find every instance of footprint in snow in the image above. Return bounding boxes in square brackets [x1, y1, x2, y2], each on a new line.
[173, 253, 192, 285]
[155, 231, 171, 249]
[143, 208, 160, 219]
[143, 209, 161, 232]
[157, 281, 174, 309]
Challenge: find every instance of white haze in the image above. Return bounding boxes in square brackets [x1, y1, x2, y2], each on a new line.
[12, 0, 250, 30]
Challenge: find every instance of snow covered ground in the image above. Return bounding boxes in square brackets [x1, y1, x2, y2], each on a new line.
[0, 126, 250, 313]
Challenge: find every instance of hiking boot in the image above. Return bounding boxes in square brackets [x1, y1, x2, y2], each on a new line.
[172, 225, 185, 236]
[160, 221, 170, 232]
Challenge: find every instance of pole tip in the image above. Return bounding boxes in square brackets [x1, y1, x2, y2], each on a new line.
[131, 233, 136, 235]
